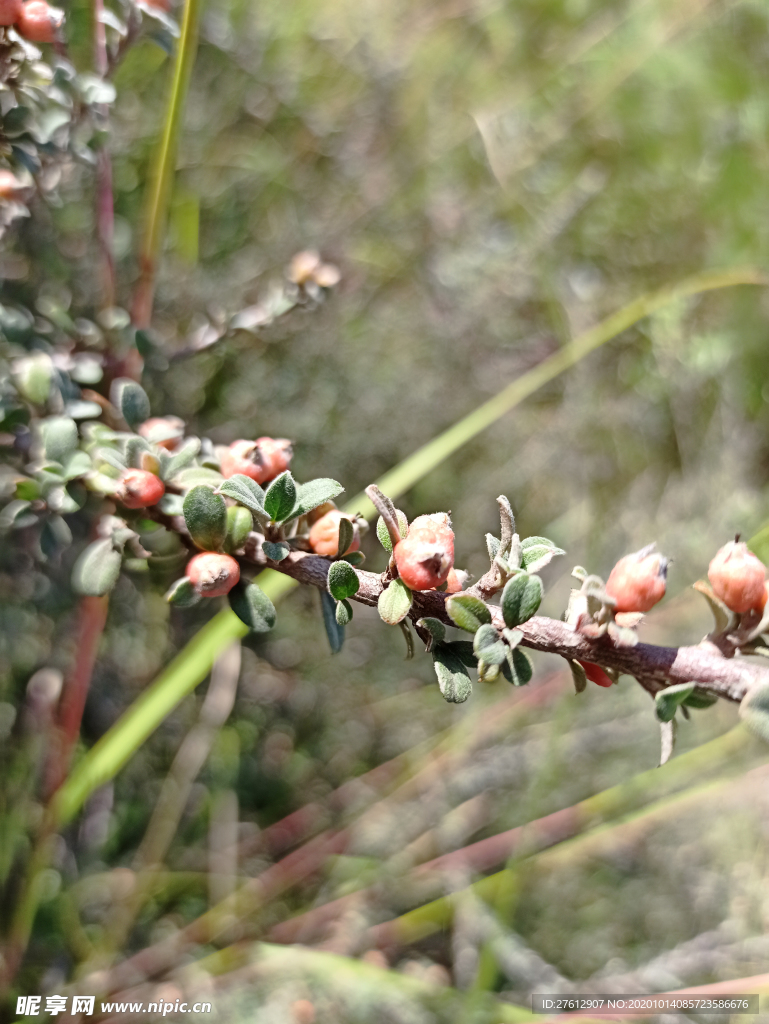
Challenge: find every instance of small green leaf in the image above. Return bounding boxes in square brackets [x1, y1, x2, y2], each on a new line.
[655, 682, 696, 723]
[165, 576, 201, 607]
[432, 643, 472, 703]
[501, 647, 534, 686]
[225, 505, 252, 552]
[502, 627, 523, 647]
[739, 683, 769, 743]
[445, 593, 492, 633]
[124, 435, 151, 469]
[0, 499, 37, 530]
[175, 467, 224, 488]
[41, 416, 78, 463]
[290, 478, 344, 519]
[157, 493, 184, 516]
[96, 446, 126, 472]
[343, 551, 366, 567]
[568, 659, 588, 694]
[336, 516, 354, 558]
[183, 486, 227, 551]
[111, 378, 151, 429]
[228, 581, 277, 633]
[14, 352, 53, 404]
[218, 474, 266, 516]
[520, 536, 566, 574]
[321, 589, 345, 653]
[264, 471, 297, 522]
[336, 599, 353, 626]
[72, 538, 122, 596]
[416, 617, 446, 645]
[501, 573, 543, 627]
[486, 533, 500, 561]
[263, 541, 290, 562]
[328, 560, 360, 600]
[446, 640, 478, 667]
[62, 450, 91, 480]
[376, 509, 409, 553]
[378, 578, 413, 625]
[160, 437, 201, 480]
[682, 688, 718, 709]
[473, 623, 507, 665]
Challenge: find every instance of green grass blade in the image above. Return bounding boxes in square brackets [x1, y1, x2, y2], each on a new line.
[131, 0, 202, 328]
[53, 267, 767, 826]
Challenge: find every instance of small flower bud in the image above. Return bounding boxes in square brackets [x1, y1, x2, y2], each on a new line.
[115, 468, 165, 509]
[288, 250, 321, 285]
[186, 552, 240, 597]
[605, 545, 668, 613]
[16, 0, 64, 42]
[138, 416, 185, 450]
[0, 0, 21, 26]
[577, 660, 614, 687]
[708, 539, 766, 614]
[394, 518, 455, 591]
[308, 509, 360, 556]
[220, 437, 293, 484]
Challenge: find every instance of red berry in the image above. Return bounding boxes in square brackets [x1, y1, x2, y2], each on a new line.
[577, 660, 614, 688]
[138, 416, 185, 451]
[443, 567, 463, 593]
[0, 169, 22, 199]
[605, 546, 668, 613]
[115, 468, 165, 509]
[708, 540, 766, 614]
[16, 0, 63, 42]
[0, 0, 21, 28]
[308, 509, 360, 556]
[186, 552, 240, 597]
[220, 437, 292, 484]
[394, 518, 454, 591]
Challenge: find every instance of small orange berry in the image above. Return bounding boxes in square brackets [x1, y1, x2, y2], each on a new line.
[605, 546, 668, 614]
[115, 468, 165, 509]
[308, 509, 360, 556]
[186, 552, 240, 597]
[708, 540, 766, 614]
[16, 0, 63, 42]
[220, 437, 292, 484]
[138, 416, 185, 450]
[394, 519, 455, 591]
[442, 567, 463, 593]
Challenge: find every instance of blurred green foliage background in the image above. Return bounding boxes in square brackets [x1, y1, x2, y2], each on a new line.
[5, 0, 769, 1020]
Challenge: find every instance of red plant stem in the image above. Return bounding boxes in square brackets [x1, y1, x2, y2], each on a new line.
[44, 595, 109, 799]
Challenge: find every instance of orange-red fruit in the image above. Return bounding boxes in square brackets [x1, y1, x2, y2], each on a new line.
[16, 0, 63, 42]
[578, 660, 614, 688]
[0, 169, 22, 199]
[443, 567, 463, 594]
[138, 416, 185, 450]
[0, 0, 21, 28]
[605, 547, 668, 613]
[186, 552, 240, 597]
[708, 540, 766, 614]
[115, 468, 165, 509]
[308, 509, 360, 556]
[220, 437, 293, 484]
[394, 519, 455, 592]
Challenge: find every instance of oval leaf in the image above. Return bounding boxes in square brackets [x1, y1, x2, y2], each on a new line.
[218, 474, 266, 516]
[336, 516, 354, 559]
[183, 485, 227, 551]
[432, 643, 472, 704]
[264, 471, 297, 522]
[378, 578, 413, 625]
[520, 536, 566, 574]
[655, 682, 696, 723]
[473, 623, 507, 665]
[376, 509, 409, 553]
[228, 581, 277, 633]
[160, 437, 201, 481]
[165, 576, 201, 607]
[501, 573, 543, 628]
[111, 378, 151, 429]
[416, 617, 446, 645]
[41, 416, 78, 463]
[226, 505, 253, 552]
[291, 478, 344, 519]
[72, 538, 122, 596]
[446, 593, 492, 633]
[336, 599, 353, 626]
[501, 647, 534, 686]
[321, 589, 345, 653]
[263, 541, 290, 562]
[328, 560, 360, 601]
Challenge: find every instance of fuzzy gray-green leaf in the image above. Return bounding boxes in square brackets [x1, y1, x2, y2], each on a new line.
[378, 578, 412, 625]
[376, 509, 409, 553]
[41, 416, 78, 463]
[290, 478, 344, 519]
[229, 581, 277, 633]
[264, 471, 297, 522]
[473, 623, 507, 665]
[520, 536, 566, 574]
[112, 378, 151, 429]
[417, 617, 446, 645]
[501, 573, 543, 628]
[72, 538, 122, 596]
[263, 541, 290, 562]
[218, 474, 266, 516]
[226, 505, 253, 553]
[432, 643, 472, 703]
[165, 576, 201, 607]
[336, 599, 353, 626]
[328, 560, 360, 601]
[321, 589, 345, 653]
[445, 593, 492, 633]
[183, 485, 227, 551]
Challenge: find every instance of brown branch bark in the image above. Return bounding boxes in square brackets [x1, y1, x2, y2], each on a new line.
[238, 546, 769, 704]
